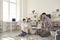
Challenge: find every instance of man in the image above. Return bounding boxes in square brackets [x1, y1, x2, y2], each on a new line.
[41, 13, 52, 32]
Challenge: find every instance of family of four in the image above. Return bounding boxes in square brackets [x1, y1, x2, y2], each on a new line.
[20, 13, 52, 37]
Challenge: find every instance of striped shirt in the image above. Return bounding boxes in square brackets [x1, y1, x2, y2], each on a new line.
[43, 17, 52, 31]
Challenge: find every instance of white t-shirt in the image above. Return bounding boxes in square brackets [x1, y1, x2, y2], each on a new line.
[21, 22, 28, 32]
[37, 23, 42, 29]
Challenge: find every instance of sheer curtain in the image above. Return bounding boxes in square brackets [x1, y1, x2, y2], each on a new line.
[3, 1, 9, 22]
[3, 0, 20, 22]
[10, 3, 16, 22]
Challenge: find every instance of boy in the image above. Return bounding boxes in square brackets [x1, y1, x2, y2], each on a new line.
[20, 19, 28, 37]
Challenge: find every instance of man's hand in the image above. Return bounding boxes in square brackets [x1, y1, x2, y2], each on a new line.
[46, 27, 48, 32]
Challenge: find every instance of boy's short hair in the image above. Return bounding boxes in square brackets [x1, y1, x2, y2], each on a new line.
[23, 19, 26, 21]
[42, 12, 46, 15]
[38, 20, 40, 22]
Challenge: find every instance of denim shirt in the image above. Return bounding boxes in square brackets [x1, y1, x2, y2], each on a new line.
[27, 22, 32, 27]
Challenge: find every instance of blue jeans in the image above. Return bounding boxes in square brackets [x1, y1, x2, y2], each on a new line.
[21, 31, 32, 37]
[21, 31, 27, 37]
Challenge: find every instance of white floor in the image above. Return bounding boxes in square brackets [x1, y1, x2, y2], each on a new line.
[0, 30, 55, 40]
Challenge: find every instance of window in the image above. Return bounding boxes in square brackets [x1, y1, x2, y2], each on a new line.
[3, 1, 9, 22]
[10, 0, 16, 3]
[3, 0, 19, 22]
[10, 3, 16, 21]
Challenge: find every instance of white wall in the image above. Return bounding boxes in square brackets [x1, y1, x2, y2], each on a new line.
[27, 0, 60, 17]
[16, 0, 20, 22]
[23, 0, 27, 18]
[20, 0, 27, 19]
[0, 0, 3, 32]
[0, 0, 3, 21]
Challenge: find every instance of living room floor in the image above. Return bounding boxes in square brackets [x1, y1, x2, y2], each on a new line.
[0, 30, 56, 40]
